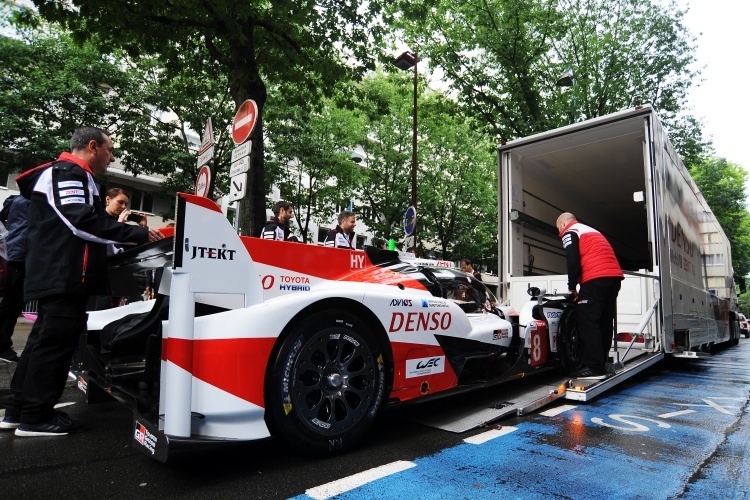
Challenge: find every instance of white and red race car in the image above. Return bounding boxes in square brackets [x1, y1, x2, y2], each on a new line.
[77, 193, 581, 461]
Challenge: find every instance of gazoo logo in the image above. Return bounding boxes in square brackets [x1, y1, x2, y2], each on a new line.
[184, 238, 237, 260]
[406, 355, 446, 378]
[389, 312, 452, 332]
[390, 299, 413, 307]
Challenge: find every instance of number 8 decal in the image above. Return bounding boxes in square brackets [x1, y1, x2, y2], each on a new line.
[529, 326, 548, 367]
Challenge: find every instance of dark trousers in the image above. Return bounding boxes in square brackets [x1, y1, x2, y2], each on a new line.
[575, 278, 621, 371]
[7, 294, 88, 424]
[0, 261, 25, 353]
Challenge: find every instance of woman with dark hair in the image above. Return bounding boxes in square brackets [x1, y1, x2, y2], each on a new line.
[105, 188, 147, 226]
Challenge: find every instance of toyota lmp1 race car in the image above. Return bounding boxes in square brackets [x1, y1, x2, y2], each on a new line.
[76, 193, 582, 461]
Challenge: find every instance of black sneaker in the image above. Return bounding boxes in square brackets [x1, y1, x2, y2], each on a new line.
[570, 367, 606, 380]
[14, 411, 84, 437]
[0, 413, 20, 430]
[0, 350, 19, 363]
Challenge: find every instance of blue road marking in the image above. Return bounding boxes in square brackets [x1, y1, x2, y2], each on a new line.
[293, 344, 750, 499]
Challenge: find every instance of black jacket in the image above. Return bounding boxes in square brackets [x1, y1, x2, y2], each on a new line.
[16, 153, 149, 300]
[324, 225, 355, 249]
[260, 217, 291, 241]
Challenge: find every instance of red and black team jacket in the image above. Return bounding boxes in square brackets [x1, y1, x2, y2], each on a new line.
[559, 221, 623, 291]
[323, 225, 355, 249]
[16, 152, 149, 301]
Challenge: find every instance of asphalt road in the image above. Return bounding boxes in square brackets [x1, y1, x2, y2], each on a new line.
[1, 321, 749, 499]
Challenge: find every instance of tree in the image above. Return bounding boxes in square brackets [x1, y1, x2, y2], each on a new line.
[689, 157, 750, 279]
[348, 71, 498, 265]
[391, 0, 707, 162]
[417, 93, 497, 267]
[0, 9, 131, 171]
[34, 0, 388, 236]
[264, 87, 366, 243]
[353, 72, 417, 246]
[112, 53, 237, 213]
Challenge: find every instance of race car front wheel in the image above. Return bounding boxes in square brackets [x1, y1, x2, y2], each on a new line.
[265, 310, 386, 456]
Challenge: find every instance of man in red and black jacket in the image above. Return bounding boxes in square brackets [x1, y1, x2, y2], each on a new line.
[1, 127, 163, 437]
[556, 212, 624, 381]
[324, 210, 356, 249]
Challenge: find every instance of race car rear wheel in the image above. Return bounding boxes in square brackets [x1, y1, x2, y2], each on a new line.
[265, 310, 386, 456]
[558, 307, 584, 372]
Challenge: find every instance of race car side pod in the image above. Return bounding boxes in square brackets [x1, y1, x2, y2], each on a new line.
[160, 193, 263, 438]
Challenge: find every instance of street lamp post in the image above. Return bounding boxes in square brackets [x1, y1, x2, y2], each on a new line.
[393, 50, 419, 252]
[556, 67, 577, 123]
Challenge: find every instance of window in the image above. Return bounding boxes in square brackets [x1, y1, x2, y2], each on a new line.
[129, 188, 154, 213]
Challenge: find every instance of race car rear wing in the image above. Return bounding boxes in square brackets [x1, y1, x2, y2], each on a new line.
[107, 193, 266, 438]
[106, 193, 263, 306]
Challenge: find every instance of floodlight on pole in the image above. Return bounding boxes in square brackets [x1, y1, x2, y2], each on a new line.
[556, 67, 577, 123]
[393, 50, 419, 252]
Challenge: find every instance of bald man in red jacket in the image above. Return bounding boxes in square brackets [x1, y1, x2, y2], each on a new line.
[556, 212, 624, 380]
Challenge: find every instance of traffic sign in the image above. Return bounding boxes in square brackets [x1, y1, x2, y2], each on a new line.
[232, 99, 258, 145]
[197, 145, 214, 168]
[228, 173, 247, 202]
[199, 117, 214, 154]
[404, 205, 417, 236]
[229, 156, 250, 177]
[231, 142, 252, 163]
[195, 165, 211, 198]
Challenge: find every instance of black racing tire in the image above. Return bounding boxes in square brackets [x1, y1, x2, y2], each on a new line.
[265, 310, 387, 456]
[557, 306, 584, 372]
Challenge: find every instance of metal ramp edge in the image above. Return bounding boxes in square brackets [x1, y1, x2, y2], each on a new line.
[399, 376, 570, 433]
[565, 351, 664, 402]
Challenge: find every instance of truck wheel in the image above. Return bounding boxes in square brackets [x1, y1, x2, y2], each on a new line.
[265, 310, 386, 456]
[558, 307, 583, 372]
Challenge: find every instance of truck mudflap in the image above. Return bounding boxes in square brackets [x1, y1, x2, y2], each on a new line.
[131, 411, 242, 463]
[565, 351, 664, 401]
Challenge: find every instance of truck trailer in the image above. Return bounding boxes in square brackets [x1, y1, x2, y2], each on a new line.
[497, 104, 741, 398]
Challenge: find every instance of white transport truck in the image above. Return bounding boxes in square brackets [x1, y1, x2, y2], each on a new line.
[497, 104, 741, 399]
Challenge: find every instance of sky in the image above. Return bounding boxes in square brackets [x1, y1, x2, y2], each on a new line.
[682, 0, 750, 171]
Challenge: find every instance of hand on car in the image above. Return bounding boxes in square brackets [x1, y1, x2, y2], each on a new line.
[147, 227, 165, 243]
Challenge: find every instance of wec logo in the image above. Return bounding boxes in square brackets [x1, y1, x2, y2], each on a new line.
[406, 355, 446, 378]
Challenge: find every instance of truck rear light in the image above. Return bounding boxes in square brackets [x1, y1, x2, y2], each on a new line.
[617, 332, 644, 343]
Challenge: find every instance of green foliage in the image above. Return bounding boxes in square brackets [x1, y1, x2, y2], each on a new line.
[264, 85, 366, 242]
[0, 10, 130, 170]
[32, 0, 389, 235]
[390, 0, 707, 161]
[348, 72, 498, 265]
[417, 93, 497, 268]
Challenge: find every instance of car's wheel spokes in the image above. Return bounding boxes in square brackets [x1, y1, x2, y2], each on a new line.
[293, 328, 376, 432]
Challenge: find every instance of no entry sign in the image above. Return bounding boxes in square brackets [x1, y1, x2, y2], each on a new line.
[232, 99, 258, 145]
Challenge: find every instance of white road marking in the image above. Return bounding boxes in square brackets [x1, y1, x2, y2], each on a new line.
[540, 404, 577, 417]
[305, 460, 417, 500]
[463, 426, 518, 445]
[658, 409, 696, 419]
